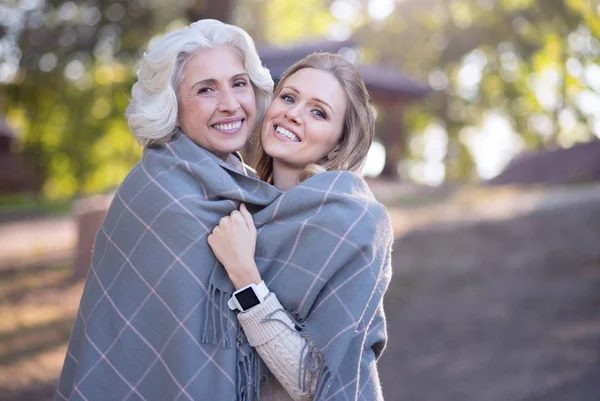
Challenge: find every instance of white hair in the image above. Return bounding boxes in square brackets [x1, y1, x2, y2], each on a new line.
[126, 19, 274, 146]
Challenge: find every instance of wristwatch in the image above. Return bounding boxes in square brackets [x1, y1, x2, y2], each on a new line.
[227, 280, 270, 312]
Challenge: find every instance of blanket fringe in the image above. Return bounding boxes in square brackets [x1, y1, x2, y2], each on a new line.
[298, 325, 333, 400]
[263, 309, 334, 400]
[201, 283, 233, 347]
[236, 328, 269, 401]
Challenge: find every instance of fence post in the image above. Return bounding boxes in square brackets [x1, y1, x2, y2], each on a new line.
[72, 194, 112, 280]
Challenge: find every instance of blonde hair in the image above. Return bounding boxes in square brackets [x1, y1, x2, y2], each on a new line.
[254, 52, 374, 184]
[126, 19, 273, 146]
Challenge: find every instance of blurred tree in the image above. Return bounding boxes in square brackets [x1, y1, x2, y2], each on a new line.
[233, 0, 600, 182]
[1, 0, 236, 199]
[234, 0, 336, 45]
[348, 0, 600, 182]
[3, 0, 600, 194]
[3, 0, 155, 197]
[186, 0, 234, 23]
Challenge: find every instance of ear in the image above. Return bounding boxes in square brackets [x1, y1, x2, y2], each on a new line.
[326, 146, 341, 161]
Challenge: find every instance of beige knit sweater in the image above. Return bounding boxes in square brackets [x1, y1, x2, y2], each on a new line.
[226, 155, 315, 400]
[238, 293, 316, 401]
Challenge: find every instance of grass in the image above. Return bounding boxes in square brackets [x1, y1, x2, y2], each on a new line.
[0, 195, 72, 222]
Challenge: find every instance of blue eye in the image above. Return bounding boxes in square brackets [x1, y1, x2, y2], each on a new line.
[312, 109, 326, 119]
[281, 94, 294, 103]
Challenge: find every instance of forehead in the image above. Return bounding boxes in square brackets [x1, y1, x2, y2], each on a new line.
[181, 46, 245, 83]
[283, 68, 347, 111]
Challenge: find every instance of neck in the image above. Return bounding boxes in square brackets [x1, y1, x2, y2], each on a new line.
[272, 160, 300, 191]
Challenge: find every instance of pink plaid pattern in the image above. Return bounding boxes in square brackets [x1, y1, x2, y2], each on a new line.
[56, 132, 392, 401]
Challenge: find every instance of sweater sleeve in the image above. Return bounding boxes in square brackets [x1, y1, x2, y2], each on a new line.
[237, 293, 317, 401]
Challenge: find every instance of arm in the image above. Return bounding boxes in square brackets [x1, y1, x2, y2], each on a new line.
[237, 292, 317, 401]
[207, 204, 318, 400]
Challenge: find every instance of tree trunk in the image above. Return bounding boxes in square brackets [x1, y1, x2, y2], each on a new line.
[186, 0, 234, 23]
[380, 103, 405, 179]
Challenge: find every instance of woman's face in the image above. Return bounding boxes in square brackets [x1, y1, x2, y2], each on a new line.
[177, 46, 256, 160]
[260, 68, 348, 171]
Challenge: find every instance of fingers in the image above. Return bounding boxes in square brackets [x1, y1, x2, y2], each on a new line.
[230, 209, 244, 223]
[208, 224, 220, 242]
[214, 204, 253, 232]
[239, 203, 255, 228]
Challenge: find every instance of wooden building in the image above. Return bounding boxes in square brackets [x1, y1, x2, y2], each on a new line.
[0, 116, 35, 194]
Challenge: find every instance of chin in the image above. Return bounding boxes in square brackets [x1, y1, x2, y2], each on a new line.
[227, 137, 250, 155]
[261, 142, 283, 159]
[208, 141, 244, 159]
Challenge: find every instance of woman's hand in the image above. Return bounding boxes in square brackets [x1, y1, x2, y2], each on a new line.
[207, 203, 261, 289]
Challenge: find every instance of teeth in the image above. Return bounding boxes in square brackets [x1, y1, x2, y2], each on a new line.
[213, 121, 242, 131]
[276, 126, 300, 142]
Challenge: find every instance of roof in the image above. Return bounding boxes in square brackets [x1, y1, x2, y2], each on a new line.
[257, 39, 430, 101]
[486, 140, 600, 185]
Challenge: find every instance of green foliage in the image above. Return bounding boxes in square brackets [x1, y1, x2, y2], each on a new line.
[263, 0, 336, 44]
[235, 0, 335, 44]
[5, 65, 140, 199]
[347, 0, 600, 181]
[0, 193, 72, 217]
[296, 0, 600, 182]
[1, 0, 173, 200]
[3, 0, 600, 194]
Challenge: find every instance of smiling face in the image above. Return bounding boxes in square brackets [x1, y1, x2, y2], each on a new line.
[177, 46, 256, 160]
[260, 67, 348, 174]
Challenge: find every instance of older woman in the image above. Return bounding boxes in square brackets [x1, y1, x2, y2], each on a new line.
[55, 19, 273, 400]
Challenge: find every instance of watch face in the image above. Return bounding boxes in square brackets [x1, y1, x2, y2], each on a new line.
[235, 287, 260, 311]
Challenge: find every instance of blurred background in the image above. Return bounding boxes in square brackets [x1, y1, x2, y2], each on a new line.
[1, 0, 600, 400]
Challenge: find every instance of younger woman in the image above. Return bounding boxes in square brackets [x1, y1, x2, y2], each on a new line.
[209, 53, 393, 401]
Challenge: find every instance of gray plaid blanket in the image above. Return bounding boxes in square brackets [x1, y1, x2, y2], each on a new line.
[56, 131, 393, 401]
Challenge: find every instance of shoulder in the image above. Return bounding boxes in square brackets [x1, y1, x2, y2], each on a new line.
[312, 171, 388, 213]
[300, 170, 371, 197]
[297, 170, 392, 234]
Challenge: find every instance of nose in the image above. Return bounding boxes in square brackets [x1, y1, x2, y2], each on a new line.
[218, 88, 239, 113]
[285, 104, 302, 125]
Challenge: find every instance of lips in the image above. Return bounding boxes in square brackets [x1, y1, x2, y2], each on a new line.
[211, 117, 245, 134]
[213, 120, 242, 131]
[273, 124, 301, 142]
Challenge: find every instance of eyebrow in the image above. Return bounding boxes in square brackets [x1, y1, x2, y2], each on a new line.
[191, 73, 250, 89]
[284, 85, 335, 115]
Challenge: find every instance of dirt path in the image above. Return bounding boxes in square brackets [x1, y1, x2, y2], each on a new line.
[2, 183, 600, 400]
[379, 196, 600, 401]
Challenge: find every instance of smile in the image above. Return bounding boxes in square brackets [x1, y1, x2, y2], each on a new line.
[212, 120, 243, 132]
[275, 125, 300, 142]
